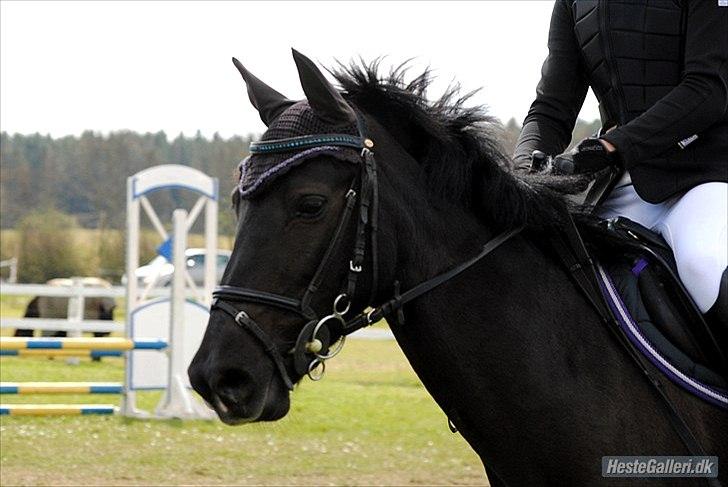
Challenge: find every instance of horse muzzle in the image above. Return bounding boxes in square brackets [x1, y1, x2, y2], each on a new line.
[190, 360, 292, 425]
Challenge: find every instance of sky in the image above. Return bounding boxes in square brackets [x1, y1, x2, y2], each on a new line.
[0, 1, 600, 139]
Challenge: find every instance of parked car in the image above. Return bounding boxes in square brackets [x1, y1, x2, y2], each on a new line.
[122, 248, 231, 287]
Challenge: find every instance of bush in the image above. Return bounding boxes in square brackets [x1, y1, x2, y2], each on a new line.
[97, 226, 125, 282]
[0, 229, 19, 261]
[17, 209, 95, 283]
[11, 213, 233, 284]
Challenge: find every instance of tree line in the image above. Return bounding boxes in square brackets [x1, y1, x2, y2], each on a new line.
[0, 130, 254, 236]
[0, 118, 600, 234]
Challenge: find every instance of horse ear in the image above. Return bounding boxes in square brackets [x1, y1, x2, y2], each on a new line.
[232, 57, 295, 126]
[291, 49, 356, 125]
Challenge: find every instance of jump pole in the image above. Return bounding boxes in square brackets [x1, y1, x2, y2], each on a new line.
[0, 350, 123, 358]
[0, 337, 167, 351]
[0, 337, 166, 415]
[0, 404, 115, 416]
[1, 382, 123, 394]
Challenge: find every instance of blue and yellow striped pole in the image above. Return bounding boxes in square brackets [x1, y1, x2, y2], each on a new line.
[0, 338, 165, 416]
[0, 337, 167, 351]
[0, 349, 122, 358]
[0, 404, 116, 416]
[0, 382, 123, 394]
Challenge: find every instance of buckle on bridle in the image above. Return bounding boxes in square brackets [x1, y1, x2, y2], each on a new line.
[333, 294, 351, 316]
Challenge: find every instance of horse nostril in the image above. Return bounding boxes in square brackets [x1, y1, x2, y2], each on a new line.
[218, 388, 240, 408]
[215, 368, 253, 408]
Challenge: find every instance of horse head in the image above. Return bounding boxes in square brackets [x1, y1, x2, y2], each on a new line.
[188, 50, 405, 424]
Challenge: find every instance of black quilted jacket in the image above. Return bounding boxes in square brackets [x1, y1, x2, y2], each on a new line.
[514, 0, 728, 203]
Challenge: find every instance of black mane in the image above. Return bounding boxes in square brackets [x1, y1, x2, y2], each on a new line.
[332, 60, 588, 232]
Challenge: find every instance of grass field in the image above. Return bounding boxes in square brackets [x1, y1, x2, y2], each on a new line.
[0, 337, 487, 486]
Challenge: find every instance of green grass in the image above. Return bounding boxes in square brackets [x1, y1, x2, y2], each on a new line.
[0, 340, 487, 486]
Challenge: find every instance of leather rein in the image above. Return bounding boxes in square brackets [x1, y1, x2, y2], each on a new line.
[211, 112, 523, 390]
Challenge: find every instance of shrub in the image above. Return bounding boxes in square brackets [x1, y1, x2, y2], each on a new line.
[17, 209, 95, 283]
[0, 229, 19, 261]
[97, 227, 125, 282]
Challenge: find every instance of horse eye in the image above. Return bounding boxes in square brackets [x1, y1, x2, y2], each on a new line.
[296, 195, 327, 218]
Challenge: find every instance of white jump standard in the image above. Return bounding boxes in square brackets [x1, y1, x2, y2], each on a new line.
[124, 164, 217, 419]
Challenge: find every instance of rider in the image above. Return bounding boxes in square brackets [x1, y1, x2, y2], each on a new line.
[513, 1, 727, 347]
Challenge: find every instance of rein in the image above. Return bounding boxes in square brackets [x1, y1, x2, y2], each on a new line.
[211, 111, 522, 390]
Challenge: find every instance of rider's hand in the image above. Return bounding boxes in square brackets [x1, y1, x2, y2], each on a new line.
[553, 137, 620, 175]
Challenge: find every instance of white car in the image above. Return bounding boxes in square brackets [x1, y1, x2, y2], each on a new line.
[123, 248, 231, 287]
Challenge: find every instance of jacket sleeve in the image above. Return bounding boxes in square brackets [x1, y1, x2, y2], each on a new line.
[602, 0, 728, 169]
[513, 0, 589, 170]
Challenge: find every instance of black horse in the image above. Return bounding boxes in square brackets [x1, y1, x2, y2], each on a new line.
[189, 51, 727, 486]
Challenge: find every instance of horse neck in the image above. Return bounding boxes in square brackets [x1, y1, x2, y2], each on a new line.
[357, 113, 717, 483]
[382, 177, 578, 448]
[398, 203, 491, 288]
[379, 172, 493, 290]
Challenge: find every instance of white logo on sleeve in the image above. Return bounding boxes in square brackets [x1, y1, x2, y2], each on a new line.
[719, 0, 728, 7]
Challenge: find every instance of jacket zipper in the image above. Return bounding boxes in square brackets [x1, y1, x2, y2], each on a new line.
[599, 0, 627, 124]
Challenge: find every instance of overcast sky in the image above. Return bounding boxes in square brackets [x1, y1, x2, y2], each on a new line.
[1, 1, 599, 138]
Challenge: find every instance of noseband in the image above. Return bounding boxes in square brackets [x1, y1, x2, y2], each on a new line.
[211, 110, 522, 391]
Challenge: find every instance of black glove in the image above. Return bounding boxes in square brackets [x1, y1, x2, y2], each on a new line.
[552, 137, 619, 175]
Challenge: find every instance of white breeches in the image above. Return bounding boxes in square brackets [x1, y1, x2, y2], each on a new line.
[597, 175, 728, 313]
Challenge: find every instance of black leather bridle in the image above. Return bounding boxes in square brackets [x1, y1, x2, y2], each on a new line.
[211, 111, 522, 390]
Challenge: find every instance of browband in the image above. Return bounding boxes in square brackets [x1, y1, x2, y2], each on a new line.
[250, 134, 364, 154]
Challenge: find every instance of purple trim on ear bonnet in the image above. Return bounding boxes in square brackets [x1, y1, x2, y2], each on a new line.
[238, 145, 359, 198]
